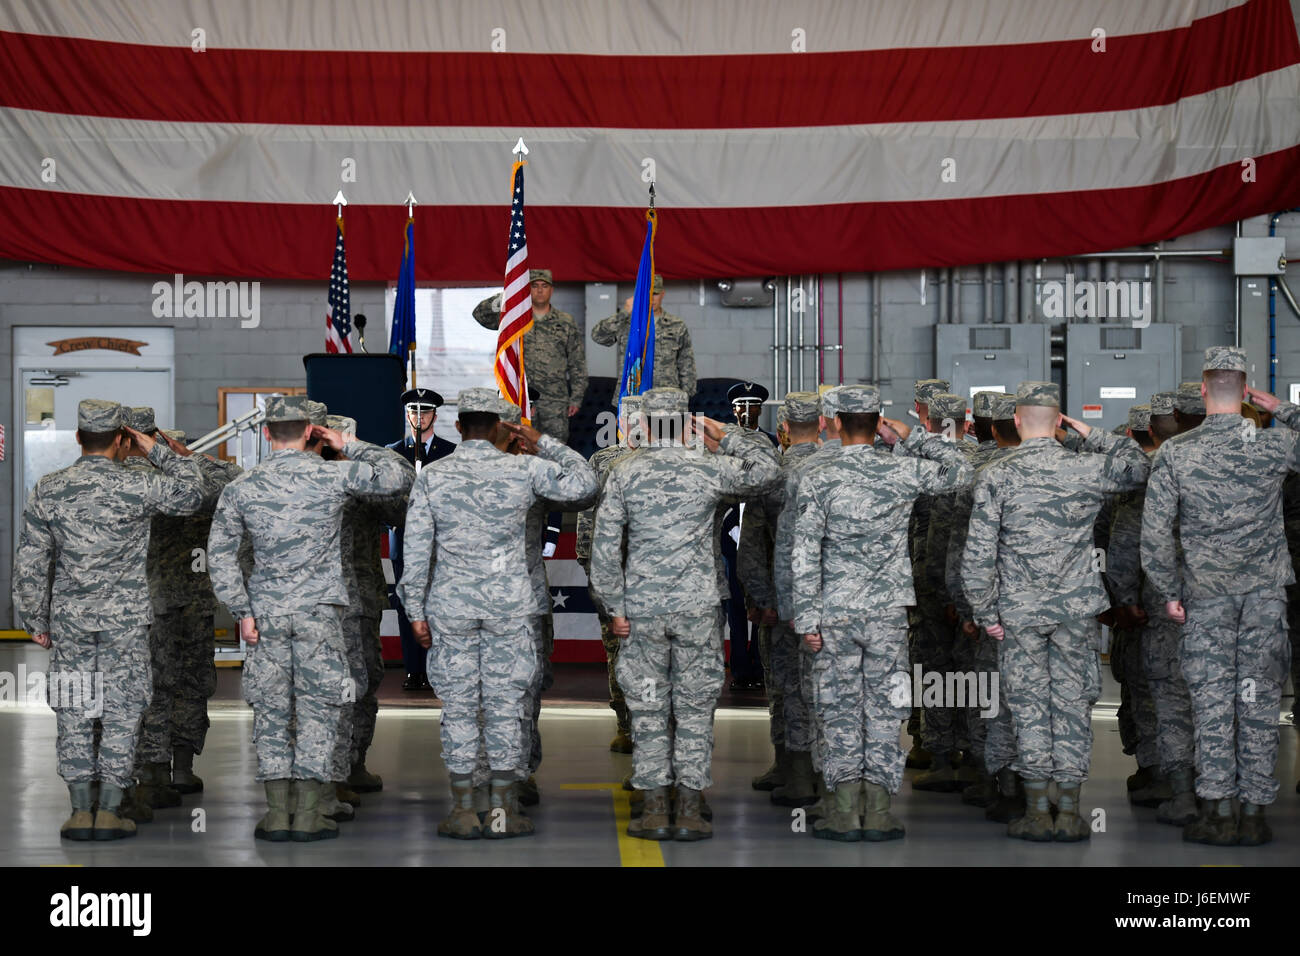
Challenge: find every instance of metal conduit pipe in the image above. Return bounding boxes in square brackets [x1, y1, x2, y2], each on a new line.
[983, 263, 994, 324]
[772, 275, 781, 399]
[816, 274, 824, 383]
[785, 277, 793, 394]
[837, 273, 844, 385]
[1003, 261, 1017, 324]
[951, 267, 962, 324]
[797, 275, 806, 390]
[938, 265, 950, 325]
[1153, 242, 1164, 325]
[872, 273, 883, 385]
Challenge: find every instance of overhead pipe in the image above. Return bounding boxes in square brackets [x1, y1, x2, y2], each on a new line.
[871, 273, 882, 385]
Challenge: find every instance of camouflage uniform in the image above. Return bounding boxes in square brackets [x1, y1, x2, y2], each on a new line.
[943, 393, 1006, 774]
[591, 290, 698, 401]
[1141, 357, 1300, 808]
[575, 398, 644, 736]
[12, 400, 205, 791]
[1284, 470, 1300, 725]
[793, 397, 974, 794]
[473, 275, 588, 442]
[588, 388, 780, 791]
[396, 389, 597, 781]
[133, 450, 243, 766]
[207, 399, 413, 782]
[963, 384, 1151, 786]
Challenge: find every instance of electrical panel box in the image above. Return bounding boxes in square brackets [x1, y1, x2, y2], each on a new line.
[1066, 324, 1181, 431]
[935, 324, 1051, 411]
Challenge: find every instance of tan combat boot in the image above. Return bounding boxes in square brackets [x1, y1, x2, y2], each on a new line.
[771, 749, 817, 807]
[290, 779, 340, 842]
[60, 781, 95, 842]
[137, 761, 182, 809]
[1007, 780, 1053, 842]
[912, 749, 963, 793]
[812, 782, 862, 842]
[319, 781, 355, 822]
[92, 784, 138, 841]
[751, 743, 786, 791]
[627, 786, 672, 840]
[1156, 767, 1198, 827]
[673, 786, 713, 841]
[861, 781, 906, 841]
[481, 779, 534, 839]
[518, 774, 540, 807]
[170, 744, 203, 794]
[254, 779, 292, 842]
[437, 779, 482, 840]
[1183, 797, 1238, 846]
[1053, 784, 1091, 842]
[348, 760, 384, 793]
[1236, 802, 1272, 846]
[805, 773, 831, 823]
[985, 768, 1025, 823]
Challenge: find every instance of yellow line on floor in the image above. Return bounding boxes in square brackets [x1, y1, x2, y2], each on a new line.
[0, 630, 31, 641]
[563, 783, 664, 868]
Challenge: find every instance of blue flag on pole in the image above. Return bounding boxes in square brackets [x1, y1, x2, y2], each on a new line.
[618, 210, 657, 414]
[389, 218, 416, 359]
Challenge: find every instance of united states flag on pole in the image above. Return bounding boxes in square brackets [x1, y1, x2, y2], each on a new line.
[325, 218, 352, 353]
[495, 159, 532, 423]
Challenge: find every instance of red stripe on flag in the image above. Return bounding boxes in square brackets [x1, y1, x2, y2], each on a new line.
[1, 0, 1295, 127]
[4, 147, 1300, 279]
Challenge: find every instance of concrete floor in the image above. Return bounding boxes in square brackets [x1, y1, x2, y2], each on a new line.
[2, 644, 1296, 866]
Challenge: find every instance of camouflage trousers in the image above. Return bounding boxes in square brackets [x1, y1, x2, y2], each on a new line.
[596, 610, 630, 730]
[1142, 613, 1194, 776]
[520, 612, 555, 776]
[999, 618, 1102, 784]
[329, 613, 373, 780]
[913, 605, 963, 755]
[242, 605, 347, 781]
[617, 608, 726, 791]
[1182, 589, 1290, 805]
[136, 602, 217, 764]
[427, 617, 537, 779]
[352, 613, 383, 765]
[757, 622, 781, 746]
[1289, 583, 1300, 724]
[49, 624, 151, 789]
[1112, 626, 1159, 769]
[971, 627, 1016, 775]
[771, 622, 814, 753]
[799, 641, 824, 773]
[532, 402, 570, 444]
[811, 609, 911, 793]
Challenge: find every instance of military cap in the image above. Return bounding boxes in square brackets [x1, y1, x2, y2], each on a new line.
[302, 400, 328, 426]
[652, 274, 664, 294]
[78, 399, 123, 432]
[1127, 404, 1151, 431]
[1176, 381, 1205, 415]
[325, 414, 357, 435]
[529, 268, 553, 286]
[991, 394, 1017, 421]
[162, 428, 187, 443]
[928, 393, 968, 423]
[783, 391, 821, 423]
[835, 384, 882, 414]
[914, 379, 951, 404]
[497, 399, 522, 425]
[1150, 391, 1177, 416]
[457, 387, 502, 415]
[819, 385, 842, 419]
[1203, 345, 1247, 373]
[1015, 381, 1061, 407]
[972, 391, 1001, 419]
[728, 381, 769, 406]
[642, 387, 689, 416]
[124, 406, 156, 433]
[401, 387, 444, 411]
[265, 395, 310, 423]
[776, 406, 789, 427]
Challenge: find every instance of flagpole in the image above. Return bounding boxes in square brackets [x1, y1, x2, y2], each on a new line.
[404, 191, 418, 388]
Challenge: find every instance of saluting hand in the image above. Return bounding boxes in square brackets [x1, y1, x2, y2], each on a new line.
[310, 425, 346, 452]
[1245, 386, 1280, 413]
[157, 430, 193, 457]
[501, 422, 541, 455]
[1059, 414, 1090, 439]
[878, 417, 909, 444]
[123, 425, 155, 455]
[690, 415, 725, 452]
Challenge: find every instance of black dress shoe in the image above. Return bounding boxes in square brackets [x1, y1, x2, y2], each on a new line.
[729, 676, 746, 692]
[418, 674, 433, 692]
[402, 674, 421, 691]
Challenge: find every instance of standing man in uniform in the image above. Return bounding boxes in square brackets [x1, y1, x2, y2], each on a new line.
[590, 388, 780, 841]
[962, 382, 1150, 843]
[13, 400, 205, 841]
[793, 385, 974, 841]
[590, 275, 698, 400]
[723, 381, 773, 690]
[387, 387, 457, 691]
[398, 388, 597, 840]
[576, 395, 644, 754]
[474, 269, 589, 443]
[1142, 348, 1300, 846]
[208, 396, 412, 843]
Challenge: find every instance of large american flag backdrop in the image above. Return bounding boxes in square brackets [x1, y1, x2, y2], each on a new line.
[1, 0, 1299, 282]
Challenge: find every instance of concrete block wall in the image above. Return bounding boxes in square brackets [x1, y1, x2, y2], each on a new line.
[4, 212, 1300, 625]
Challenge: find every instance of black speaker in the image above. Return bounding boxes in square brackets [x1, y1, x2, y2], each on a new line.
[302, 353, 408, 447]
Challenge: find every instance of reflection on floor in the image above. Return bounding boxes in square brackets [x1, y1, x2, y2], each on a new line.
[1, 646, 1295, 866]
